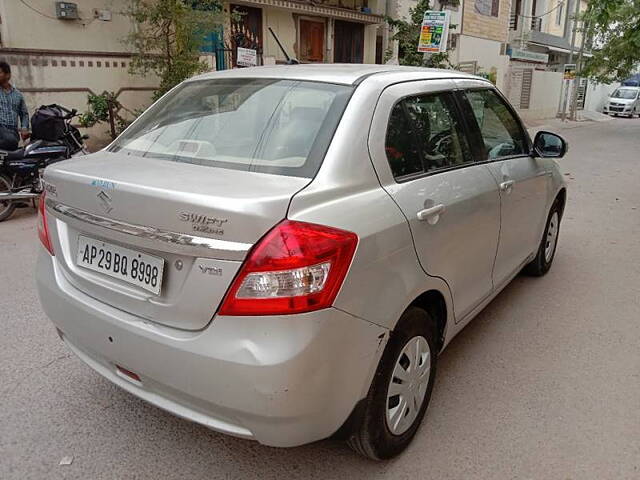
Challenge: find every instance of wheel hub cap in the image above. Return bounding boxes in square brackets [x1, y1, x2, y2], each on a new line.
[544, 212, 559, 263]
[385, 335, 431, 436]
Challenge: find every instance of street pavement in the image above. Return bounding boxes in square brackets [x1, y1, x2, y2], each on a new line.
[1, 117, 639, 479]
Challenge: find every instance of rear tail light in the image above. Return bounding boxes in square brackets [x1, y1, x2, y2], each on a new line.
[218, 220, 358, 316]
[37, 193, 54, 256]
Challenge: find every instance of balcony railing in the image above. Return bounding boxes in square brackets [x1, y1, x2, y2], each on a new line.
[509, 13, 543, 31]
[531, 17, 542, 31]
[510, 13, 519, 30]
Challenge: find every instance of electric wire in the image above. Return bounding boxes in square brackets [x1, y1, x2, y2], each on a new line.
[18, 0, 58, 20]
[517, 0, 567, 20]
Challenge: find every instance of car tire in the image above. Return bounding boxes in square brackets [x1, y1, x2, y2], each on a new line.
[523, 198, 562, 276]
[0, 174, 16, 222]
[347, 306, 438, 460]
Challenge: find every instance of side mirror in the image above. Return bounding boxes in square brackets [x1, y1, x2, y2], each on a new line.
[533, 131, 568, 158]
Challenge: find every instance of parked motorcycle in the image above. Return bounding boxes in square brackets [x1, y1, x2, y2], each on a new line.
[0, 104, 88, 222]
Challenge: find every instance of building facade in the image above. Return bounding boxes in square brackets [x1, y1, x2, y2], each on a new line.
[385, 1, 513, 91]
[0, 0, 158, 147]
[216, 0, 386, 68]
[447, 0, 512, 92]
[506, 0, 591, 118]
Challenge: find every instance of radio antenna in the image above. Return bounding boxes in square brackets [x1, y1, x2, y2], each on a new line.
[268, 27, 299, 65]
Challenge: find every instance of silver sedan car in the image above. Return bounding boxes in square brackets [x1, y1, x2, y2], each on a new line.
[36, 65, 567, 459]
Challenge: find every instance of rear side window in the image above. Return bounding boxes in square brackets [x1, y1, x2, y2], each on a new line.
[464, 89, 527, 160]
[109, 79, 353, 178]
[385, 92, 473, 179]
[385, 103, 423, 177]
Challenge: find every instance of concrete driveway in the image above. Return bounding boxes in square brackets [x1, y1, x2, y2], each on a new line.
[1, 117, 639, 479]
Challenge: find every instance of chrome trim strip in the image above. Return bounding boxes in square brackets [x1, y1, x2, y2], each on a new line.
[46, 199, 253, 254]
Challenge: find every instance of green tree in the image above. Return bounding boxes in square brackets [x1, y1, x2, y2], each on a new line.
[581, 0, 640, 83]
[125, 0, 224, 99]
[385, 0, 458, 68]
[78, 92, 143, 139]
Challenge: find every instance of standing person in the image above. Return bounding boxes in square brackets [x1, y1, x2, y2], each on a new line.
[0, 61, 30, 151]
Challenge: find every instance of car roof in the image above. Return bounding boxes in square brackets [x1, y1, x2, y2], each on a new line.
[191, 63, 487, 86]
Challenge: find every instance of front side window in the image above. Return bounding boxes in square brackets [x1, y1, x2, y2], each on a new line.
[385, 92, 473, 179]
[464, 89, 527, 160]
[110, 79, 353, 178]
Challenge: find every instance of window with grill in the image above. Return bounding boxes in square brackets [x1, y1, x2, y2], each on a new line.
[475, 0, 500, 17]
[556, 1, 564, 25]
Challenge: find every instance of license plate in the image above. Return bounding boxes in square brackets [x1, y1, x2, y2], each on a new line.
[76, 235, 164, 295]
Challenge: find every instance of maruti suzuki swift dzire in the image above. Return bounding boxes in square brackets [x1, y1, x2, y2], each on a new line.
[36, 65, 567, 459]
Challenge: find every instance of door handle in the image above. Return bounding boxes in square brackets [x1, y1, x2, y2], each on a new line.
[417, 204, 445, 224]
[499, 180, 515, 193]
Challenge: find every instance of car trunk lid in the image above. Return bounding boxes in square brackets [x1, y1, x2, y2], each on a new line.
[44, 152, 310, 330]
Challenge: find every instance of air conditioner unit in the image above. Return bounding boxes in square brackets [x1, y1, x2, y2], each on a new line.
[55, 2, 79, 20]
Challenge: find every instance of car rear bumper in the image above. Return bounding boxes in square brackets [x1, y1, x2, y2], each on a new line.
[36, 251, 388, 447]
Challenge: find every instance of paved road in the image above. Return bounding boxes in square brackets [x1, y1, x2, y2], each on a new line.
[1, 118, 639, 479]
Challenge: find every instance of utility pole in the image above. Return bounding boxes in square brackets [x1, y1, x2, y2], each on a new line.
[560, 0, 582, 121]
[570, 10, 590, 121]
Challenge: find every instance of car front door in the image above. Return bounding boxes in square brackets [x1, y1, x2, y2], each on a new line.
[369, 80, 501, 322]
[457, 83, 550, 286]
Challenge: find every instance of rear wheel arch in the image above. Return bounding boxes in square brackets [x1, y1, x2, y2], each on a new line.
[407, 290, 448, 352]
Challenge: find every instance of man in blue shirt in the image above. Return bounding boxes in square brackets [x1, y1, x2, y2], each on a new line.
[0, 61, 30, 151]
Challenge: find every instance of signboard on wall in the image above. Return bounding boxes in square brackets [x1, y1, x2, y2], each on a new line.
[507, 47, 549, 64]
[236, 47, 257, 67]
[563, 64, 577, 80]
[418, 11, 450, 53]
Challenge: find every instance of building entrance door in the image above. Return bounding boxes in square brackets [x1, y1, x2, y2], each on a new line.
[333, 20, 364, 63]
[299, 19, 325, 62]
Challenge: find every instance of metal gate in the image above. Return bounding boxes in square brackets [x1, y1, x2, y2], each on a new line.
[520, 69, 533, 109]
[507, 66, 534, 110]
[576, 78, 587, 110]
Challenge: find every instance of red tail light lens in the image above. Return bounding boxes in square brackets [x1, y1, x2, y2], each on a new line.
[218, 220, 358, 316]
[37, 193, 54, 255]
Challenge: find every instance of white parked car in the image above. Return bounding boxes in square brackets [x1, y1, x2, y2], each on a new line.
[603, 86, 640, 117]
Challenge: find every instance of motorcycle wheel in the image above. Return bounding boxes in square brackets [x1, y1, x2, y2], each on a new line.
[0, 173, 17, 222]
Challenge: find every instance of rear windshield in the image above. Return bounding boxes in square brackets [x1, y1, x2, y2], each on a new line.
[109, 78, 353, 178]
[611, 88, 639, 99]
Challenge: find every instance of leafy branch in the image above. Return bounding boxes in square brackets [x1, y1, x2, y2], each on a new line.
[124, 0, 224, 100]
[580, 0, 640, 83]
[78, 92, 142, 139]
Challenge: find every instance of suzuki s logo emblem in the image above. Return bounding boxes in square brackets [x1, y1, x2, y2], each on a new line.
[97, 190, 113, 214]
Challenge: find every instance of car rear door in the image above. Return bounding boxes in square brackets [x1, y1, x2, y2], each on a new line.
[455, 81, 550, 286]
[368, 79, 501, 322]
